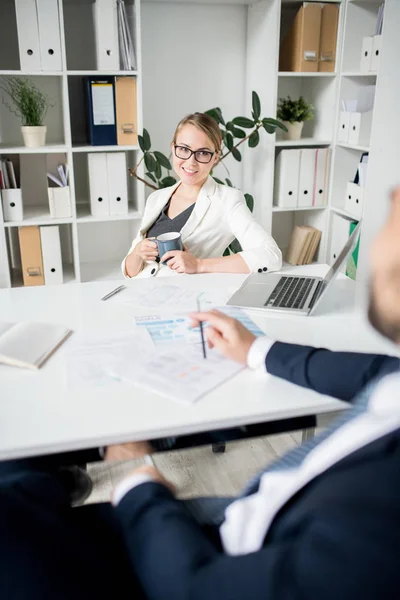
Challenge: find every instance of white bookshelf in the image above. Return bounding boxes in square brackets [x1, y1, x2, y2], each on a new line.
[0, 0, 398, 297]
[0, 0, 144, 288]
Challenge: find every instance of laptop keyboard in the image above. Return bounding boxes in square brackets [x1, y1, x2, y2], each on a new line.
[265, 277, 315, 309]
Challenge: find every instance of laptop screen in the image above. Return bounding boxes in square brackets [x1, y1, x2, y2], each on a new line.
[310, 220, 362, 310]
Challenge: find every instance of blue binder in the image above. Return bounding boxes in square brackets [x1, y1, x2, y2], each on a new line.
[85, 76, 117, 146]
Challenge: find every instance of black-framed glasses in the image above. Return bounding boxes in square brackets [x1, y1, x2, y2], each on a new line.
[174, 144, 215, 164]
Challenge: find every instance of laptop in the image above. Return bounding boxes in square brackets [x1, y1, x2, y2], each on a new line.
[227, 220, 361, 316]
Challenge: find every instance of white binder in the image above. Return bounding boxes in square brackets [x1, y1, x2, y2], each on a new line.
[330, 215, 350, 268]
[370, 35, 382, 72]
[313, 148, 329, 207]
[88, 153, 110, 216]
[93, 0, 120, 71]
[107, 153, 128, 215]
[273, 150, 300, 208]
[345, 182, 364, 220]
[14, 0, 41, 71]
[360, 37, 373, 73]
[1, 189, 23, 222]
[348, 111, 373, 146]
[338, 111, 350, 143]
[298, 149, 316, 208]
[39, 226, 63, 285]
[36, 0, 62, 71]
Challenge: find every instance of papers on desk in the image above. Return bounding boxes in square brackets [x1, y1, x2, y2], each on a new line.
[115, 282, 235, 311]
[133, 306, 265, 348]
[109, 344, 244, 404]
[65, 328, 153, 388]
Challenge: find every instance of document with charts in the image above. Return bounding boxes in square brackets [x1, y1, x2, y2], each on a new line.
[109, 344, 244, 404]
[133, 306, 265, 347]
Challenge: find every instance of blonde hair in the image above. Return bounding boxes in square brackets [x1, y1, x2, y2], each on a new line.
[172, 112, 222, 153]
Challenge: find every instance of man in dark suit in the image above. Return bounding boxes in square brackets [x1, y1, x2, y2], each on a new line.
[2, 190, 400, 599]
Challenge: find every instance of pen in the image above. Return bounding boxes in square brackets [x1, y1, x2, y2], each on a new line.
[101, 285, 126, 301]
[197, 297, 207, 359]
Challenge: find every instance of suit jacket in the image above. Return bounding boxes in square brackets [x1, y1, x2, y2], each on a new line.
[115, 347, 400, 600]
[121, 176, 282, 278]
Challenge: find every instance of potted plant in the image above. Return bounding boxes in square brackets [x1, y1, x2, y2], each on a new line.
[0, 76, 53, 148]
[276, 95, 314, 141]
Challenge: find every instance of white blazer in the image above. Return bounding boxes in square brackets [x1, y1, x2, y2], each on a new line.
[121, 176, 282, 278]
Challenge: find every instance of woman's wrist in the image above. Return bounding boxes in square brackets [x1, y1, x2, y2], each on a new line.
[196, 258, 207, 274]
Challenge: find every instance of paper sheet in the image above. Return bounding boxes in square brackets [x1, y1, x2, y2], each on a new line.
[110, 344, 244, 404]
[115, 282, 236, 311]
[65, 328, 154, 388]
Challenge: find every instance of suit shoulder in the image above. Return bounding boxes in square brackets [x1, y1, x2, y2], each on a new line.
[214, 183, 246, 207]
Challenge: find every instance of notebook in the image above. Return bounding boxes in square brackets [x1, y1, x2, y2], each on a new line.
[0, 321, 72, 369]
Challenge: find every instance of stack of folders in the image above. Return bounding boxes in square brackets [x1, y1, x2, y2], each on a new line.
[279, 3, 339, 72]
[88, 152, 128, 217]
[85, 75, 138, 146]
[286, 226, 322, 266]
[274, 148, 329, 209]
[18, 225, 63, 287]
[0, 159, 23, 222]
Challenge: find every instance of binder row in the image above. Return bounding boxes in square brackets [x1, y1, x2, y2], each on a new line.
[18, 225, 63, 287]
[85, 76, 138, 147]
[274, 148, 329, 209]
[14, 0, 136, 72]
[88, 152, 129, 217]
[279, 3, 339, 73]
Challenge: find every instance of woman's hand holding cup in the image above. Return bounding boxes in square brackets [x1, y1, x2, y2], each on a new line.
[133, 238, 159, 261]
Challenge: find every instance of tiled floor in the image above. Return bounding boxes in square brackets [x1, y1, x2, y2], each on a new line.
[86, 430, 303, 504]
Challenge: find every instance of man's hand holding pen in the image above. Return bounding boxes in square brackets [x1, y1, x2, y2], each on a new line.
[190, 310, 256, 365]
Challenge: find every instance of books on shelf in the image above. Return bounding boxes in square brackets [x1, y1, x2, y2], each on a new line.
[279, 2, 339, 72]
[286, 225, 322, 266]
[0, 321, 72, 370]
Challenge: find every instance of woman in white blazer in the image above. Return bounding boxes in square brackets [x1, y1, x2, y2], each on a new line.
[122, 113, 282, 279]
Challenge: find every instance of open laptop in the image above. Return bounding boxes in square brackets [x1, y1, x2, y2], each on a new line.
[227, 220, 361, 316]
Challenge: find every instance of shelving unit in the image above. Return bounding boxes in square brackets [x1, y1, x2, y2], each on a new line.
[0, 0, 143, 288]
[0, 0, 398, 296]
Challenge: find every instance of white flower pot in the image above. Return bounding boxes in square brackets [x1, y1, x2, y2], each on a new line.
[282, 121, 304, 141]
[21, 125, 47, 148]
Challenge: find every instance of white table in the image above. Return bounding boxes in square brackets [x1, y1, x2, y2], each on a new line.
[1, 266, 396, 461]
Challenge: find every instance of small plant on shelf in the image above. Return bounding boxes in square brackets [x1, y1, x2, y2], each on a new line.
[0, 76, 54, 148]
[276, 95, 314, 140]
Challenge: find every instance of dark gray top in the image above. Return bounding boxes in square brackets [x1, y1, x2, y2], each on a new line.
[146, 199, 195, 239]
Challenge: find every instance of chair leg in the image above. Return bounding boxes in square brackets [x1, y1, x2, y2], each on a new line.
[212, 442, 226, 454]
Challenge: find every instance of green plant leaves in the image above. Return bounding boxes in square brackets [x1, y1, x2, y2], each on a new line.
[225, 178, 233, 187]
[252, 91, 261, 121]
[154, 160, 162, 180]
[244, 193, 254, 212]
[205, 107, 225, 126]
[146, 172, 157, 183]
[276, 96, 314, 123]
[144, 152, 156, 172]
[139, 128, 151, 152]
[226, 132, 234, 150]
[232, 148, 242, 162]
[248, 130, 260, 148]
[232, 127, 246, 138]
[160, 176, 177, 188]
[212, 177, 224, 185]
[263, 117, 288, 132]
[154, 151, 172, 170]
[232, 116, 255, 129]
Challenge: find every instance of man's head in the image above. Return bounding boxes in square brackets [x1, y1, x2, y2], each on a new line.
[368, 187, 400, 343]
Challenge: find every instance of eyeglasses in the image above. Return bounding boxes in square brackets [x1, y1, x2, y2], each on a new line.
[174, 144, 215, 164]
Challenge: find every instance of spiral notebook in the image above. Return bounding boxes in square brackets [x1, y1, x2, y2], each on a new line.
[0, 322, 72, 370]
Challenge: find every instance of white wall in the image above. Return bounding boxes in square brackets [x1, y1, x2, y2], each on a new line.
[141, 1, 248, 189]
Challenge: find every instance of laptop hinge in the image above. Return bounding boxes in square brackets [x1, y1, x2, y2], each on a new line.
[308, 281, 323, 310]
